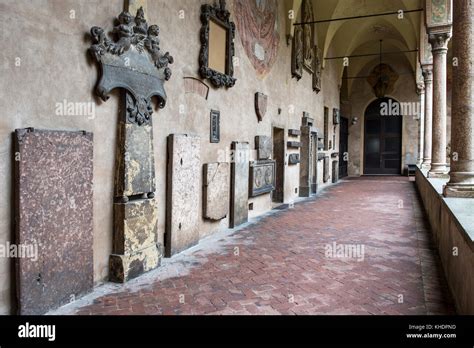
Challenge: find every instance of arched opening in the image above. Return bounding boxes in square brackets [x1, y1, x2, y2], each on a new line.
[363, 97, 403, 175]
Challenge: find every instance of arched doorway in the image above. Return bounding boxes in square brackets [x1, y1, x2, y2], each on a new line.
[364, 98, 402, 175]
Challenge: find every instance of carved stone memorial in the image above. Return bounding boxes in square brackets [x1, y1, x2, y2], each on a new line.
[291, 25, 303, 80]
[89, 7, 173, 282]
[255, 135, 272, 160]
[166, 134, 201, 256]
[14, 129, 93, 314]
[249, 160, 276, 197]
[230, 142, 250, 228]
[203, 162, 229, 220]
[312, 45, 322, 93]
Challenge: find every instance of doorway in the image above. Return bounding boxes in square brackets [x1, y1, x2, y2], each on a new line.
[363, 98, 402, 175]
[272, 127, 285, 203]
[339, 116, 349, 178]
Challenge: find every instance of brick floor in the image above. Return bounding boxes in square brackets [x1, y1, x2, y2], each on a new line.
[56, 176, 455, 315]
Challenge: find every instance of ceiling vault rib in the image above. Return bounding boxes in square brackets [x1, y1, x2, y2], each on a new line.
[293, 8, 423, 26]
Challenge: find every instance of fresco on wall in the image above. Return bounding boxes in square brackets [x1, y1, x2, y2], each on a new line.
[234, 0, 280, 76]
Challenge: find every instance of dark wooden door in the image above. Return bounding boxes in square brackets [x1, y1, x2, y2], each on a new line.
[339, 116, 349, 178]
[272, 127, 285, 203]
[364, 98, 402, 175]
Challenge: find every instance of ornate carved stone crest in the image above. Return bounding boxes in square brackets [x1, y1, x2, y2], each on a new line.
[255, 92, 268, 122]
[89, 7, 174, 124]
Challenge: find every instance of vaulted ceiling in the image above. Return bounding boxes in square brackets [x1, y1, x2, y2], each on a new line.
[285, 0, 423, 94]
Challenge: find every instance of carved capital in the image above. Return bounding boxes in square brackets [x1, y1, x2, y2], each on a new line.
[428, 31, 452, 52]
[422, 65, 433, 83]
[416, 82, 425, 95]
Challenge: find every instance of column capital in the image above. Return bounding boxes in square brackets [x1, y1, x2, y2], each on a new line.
[428, 31, 452, 52]
[421, 65, 433, 82]
[416, 82, 425, 95]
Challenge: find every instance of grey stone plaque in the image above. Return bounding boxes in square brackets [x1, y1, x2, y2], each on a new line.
[166, 134, 201, 256]
[287, 141, 302, 149]
[14, 129, 94, 315]
[255, 135, 272, 160]
[203, 162, 229, 220]
[289, 154, 301, 165]
[210, 110, 220, 143]
[249, 160, 276, 197]
[230, 142, 250, 228]
[288, 129, 301, 136]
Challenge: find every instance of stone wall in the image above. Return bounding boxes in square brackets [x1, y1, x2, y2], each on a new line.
[416, 168, 474, 314]
[0, 0, 341, 314]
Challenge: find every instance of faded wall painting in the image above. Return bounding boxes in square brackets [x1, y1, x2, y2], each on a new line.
[234, 0, 280, 76]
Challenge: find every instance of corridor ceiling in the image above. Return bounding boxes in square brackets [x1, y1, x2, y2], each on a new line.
[285, 0, 423, 95]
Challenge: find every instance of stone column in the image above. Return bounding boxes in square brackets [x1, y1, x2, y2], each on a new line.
[417, 82, 425, 166]
[444, 0, 474, 197]
[428, 31, 451, 177]
[422, 65, 433, 168]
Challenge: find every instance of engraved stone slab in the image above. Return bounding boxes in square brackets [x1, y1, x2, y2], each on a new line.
[166, 134, 201, 256]
[255, 135, 272, 160]
[249, 160, 276, 197]
[115, 122, 155, 198]
[14, 129, 93, 315]
[203, 163, 229, 220]
[230, 142, 250, 228]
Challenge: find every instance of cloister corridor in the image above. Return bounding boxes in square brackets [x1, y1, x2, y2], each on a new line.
[51, 177, 454, 315]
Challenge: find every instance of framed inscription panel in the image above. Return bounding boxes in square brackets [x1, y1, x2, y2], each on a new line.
[199, 1, 236, 88]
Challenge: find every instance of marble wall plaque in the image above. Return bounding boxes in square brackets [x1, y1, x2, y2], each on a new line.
[166, 134, 201, 256]
[249, 160, 276, 197]
[14, 129, 93, 315]
[203, 162, 229, 220]
[255, 135, 272, 160]
[230, 142, 249, 228]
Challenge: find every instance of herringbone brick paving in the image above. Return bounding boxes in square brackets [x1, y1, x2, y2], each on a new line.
[59, 176, 455, 315]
